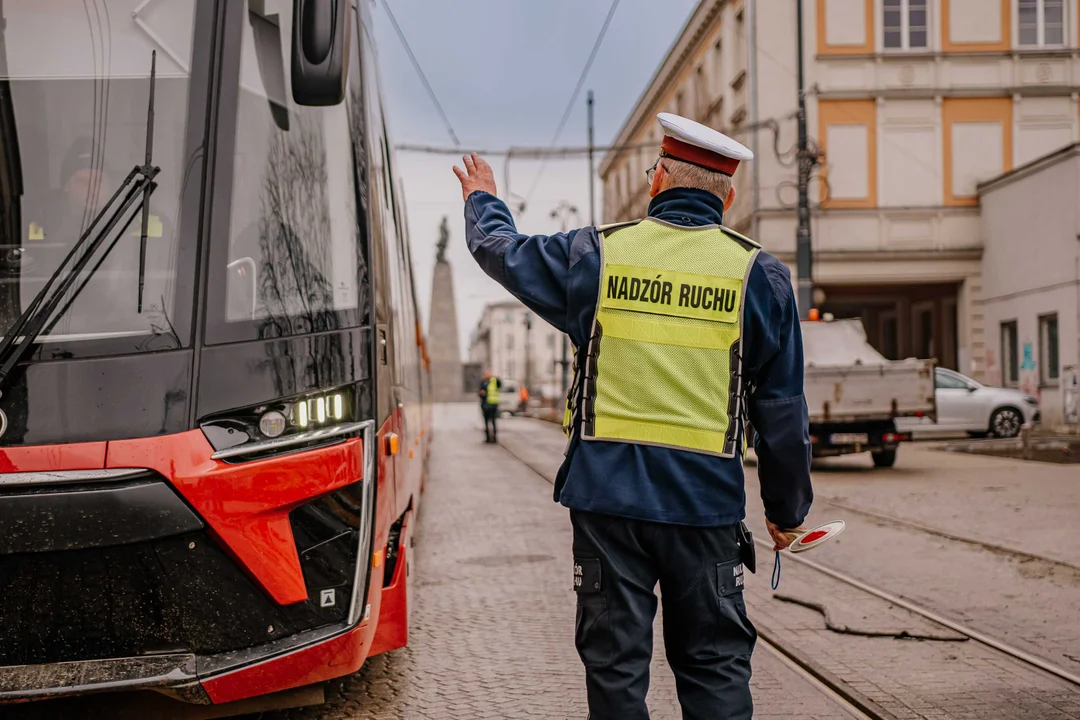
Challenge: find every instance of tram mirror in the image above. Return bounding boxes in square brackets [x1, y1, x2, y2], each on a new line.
[291, 0, 350, 106]
[249, 8, 291, 131]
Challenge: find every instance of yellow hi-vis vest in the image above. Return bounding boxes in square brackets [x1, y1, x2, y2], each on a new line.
[485, 378, 500, 405]
[564, 218, 760, 458]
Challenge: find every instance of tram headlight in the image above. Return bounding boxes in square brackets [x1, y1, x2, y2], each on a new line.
[294, 392, 346, 429]
[259, 410, 288, 438]
[200, 386, 357, 460]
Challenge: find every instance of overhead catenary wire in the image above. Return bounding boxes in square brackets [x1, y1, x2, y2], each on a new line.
[397, 140, 658, 158]
[523, 0, 621, 205]
[382, 0, 460, 146]
[396, 116, 793, 159]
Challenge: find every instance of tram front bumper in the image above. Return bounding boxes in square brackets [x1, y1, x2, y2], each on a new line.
[0, 654, 206, 704]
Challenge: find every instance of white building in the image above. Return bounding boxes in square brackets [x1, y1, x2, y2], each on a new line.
[978, 142, 1079, 425]
[468, 300, 569, 401]
[601, 0, 1080, 381]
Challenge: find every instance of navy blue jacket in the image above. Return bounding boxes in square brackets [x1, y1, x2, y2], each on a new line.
[464, 187, 812, 528]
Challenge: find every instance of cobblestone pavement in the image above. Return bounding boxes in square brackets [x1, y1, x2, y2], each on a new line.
[740, 446, 1080, 676]
[254, 405, 859, 719]
[500, 415, 1080, 719]
[747, 559, 1080, 720]
[799, 447, 1078, 565]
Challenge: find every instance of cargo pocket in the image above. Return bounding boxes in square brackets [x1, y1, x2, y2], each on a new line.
[574, 557, 612, 667]
[714, 558, 757, 657]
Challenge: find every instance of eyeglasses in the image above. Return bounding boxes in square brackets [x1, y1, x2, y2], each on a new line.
[646, 159, 661, 184]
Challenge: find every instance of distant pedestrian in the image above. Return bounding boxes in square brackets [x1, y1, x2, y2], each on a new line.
[479, 369, 502, 443]
[519, 384, 529, 414]
[455, 113, 813, 719]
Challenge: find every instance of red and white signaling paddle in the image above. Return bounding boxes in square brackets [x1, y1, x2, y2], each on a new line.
[772, 520, 845, 588]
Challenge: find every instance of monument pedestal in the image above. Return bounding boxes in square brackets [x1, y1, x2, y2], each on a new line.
[428, 260, 468, 402]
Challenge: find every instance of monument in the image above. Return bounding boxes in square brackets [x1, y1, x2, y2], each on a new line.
[428, 217, 468, 401]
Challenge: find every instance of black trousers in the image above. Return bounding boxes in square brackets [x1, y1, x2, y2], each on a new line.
[481, 404, 499, 441]
[571, 510, 756, 720]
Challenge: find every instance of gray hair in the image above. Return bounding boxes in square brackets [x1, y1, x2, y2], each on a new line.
[661, 157, 733, 202]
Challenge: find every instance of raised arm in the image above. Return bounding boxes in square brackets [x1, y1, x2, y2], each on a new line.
[454, 153, 574, 333]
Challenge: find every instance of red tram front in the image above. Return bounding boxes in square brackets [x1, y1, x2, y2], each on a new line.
[0, 0, 430, 711]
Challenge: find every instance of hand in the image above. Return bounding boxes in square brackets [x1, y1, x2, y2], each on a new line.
[453, 152, 498, 201]
[766, 518, 806, 552]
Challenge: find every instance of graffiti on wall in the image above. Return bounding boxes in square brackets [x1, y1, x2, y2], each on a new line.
[1019, 341, 1039, 396]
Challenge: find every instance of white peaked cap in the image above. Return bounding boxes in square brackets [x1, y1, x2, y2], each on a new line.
[657, 112, 752, 176]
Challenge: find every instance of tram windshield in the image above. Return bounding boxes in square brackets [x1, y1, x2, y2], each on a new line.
[0, 0, 196, 348]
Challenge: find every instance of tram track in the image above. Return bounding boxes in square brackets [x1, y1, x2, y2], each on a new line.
[759, 536, 1080, 689]
[497, 423, 1080, 716]
[812, 495, 1080, 574]
[496, 433, 891, 718]
[758, 635, 886, 720]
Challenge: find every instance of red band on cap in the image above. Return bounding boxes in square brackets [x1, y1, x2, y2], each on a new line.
[661, 136, 740, 176]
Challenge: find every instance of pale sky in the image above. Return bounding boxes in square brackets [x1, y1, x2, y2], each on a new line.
[370, 0, 699, 356]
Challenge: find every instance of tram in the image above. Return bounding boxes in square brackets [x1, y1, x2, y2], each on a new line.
[0, 0, 430, 710]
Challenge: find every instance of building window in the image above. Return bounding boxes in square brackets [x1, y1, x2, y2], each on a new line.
[819, 99, 878, 208]
[735, 9, 747, 76]
[506, 332, 514, 350]
[914, 304, 934, 359]
[712, 40, 723, 95]
[942, 97, 1012, 206]
[883, 0, 929, 50]
[1018, 0, 1065, 47]
[1039, 313, 1059, 385]
[1001, 320, 1018, 386]
[880, 311, 899, 360]
[695, 64, 708, 118]
[675, 90, 685, 117]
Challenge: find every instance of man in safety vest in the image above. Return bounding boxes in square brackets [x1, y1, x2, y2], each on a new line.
[478, 369, 502, 443]
[454, 113, 813, 719]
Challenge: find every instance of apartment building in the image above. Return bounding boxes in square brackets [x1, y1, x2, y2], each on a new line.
[468, 300, 568, 401]
[600, 0, 1080, 381]
[978, 142, 1079, 424]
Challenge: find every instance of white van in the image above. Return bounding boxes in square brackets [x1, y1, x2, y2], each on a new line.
[498, 379, 523, 416]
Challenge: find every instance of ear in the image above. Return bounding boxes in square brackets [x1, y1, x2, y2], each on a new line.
[723, 186, 736, 212]
[649, 164, 666, 198]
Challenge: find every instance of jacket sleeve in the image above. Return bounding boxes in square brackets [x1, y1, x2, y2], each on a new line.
[747, 262, 813, 530]
[464, 191, 574, 333]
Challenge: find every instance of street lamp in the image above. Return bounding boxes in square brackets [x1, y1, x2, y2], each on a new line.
[551, 201, 580, 398]
[524, 310, 533, 406]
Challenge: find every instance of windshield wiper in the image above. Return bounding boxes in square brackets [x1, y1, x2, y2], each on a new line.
[0, 50, 160, 397]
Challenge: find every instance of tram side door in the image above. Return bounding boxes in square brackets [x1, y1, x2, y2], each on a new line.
[368, 121, 406, 544]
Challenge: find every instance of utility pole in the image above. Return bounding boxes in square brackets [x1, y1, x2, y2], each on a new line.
[552, 90, 598, 402]
[795, 0, 814, 319]
[588, 90, 596, 226]
[551, 200, 580, 398]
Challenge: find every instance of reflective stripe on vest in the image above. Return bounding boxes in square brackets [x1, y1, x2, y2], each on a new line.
[485, 378, 500, 405]
[578, 218, 759, 458]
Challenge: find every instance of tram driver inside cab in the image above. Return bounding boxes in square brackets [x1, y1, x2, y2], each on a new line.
[25, 138, 169, 255]
[21, 137, 173, 332]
